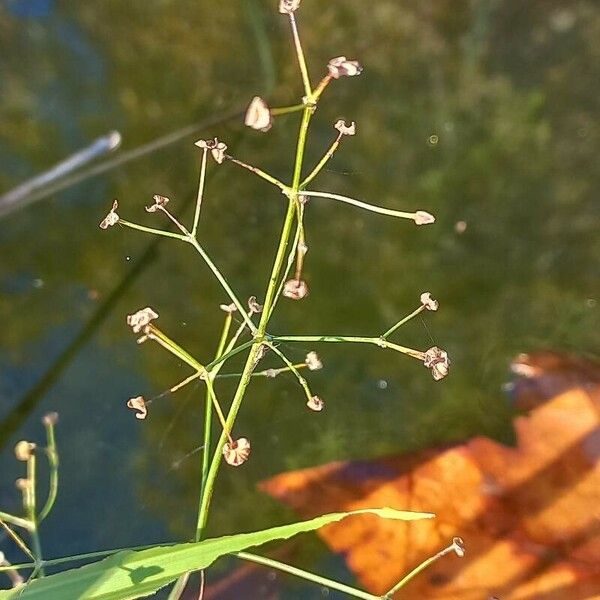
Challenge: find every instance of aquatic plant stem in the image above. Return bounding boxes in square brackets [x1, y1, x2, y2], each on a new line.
[234, 551, 381, 600]
[195, 103, 315, 541]
[271, 103, 304, 116]
[271, 334, 426, 361]
[301, 190, 419, 220]
[191, 147, 208, 237]
[225, 155, 287, 191]
[0, 511, 31, 531]
[301, 131, 343, 188]
[0, 519, 34, 560]
[382, 305, 426, 339]
[288, 13, 312, 98]
[266, 342, 313, 402]
[38, 419, 58, 523]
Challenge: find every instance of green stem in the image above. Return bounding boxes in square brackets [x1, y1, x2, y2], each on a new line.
[266, 343, 313, 402]
[271, 103, 304, 116]
[191, 147, 208, 237]
[0, 511, 31, 531]
[120, 219, 187, 241]
[288, 13, 312, 98]
[26, 455, 44, 577]
[187, 237, 256, 332]
[300, 132, 343, 188]
[234, 551, 381, 600]
[383, 542, 460, 598]
[301, 191, 417, 220]
[225, 155, 288, 191]
[381, 306, 426, 339]
[146, 326, 205, 372]
[217, 362, 306, 379]
[38, 420, 58, 523]
[271, 334, 426, 361]
[195, 104, 315, 540]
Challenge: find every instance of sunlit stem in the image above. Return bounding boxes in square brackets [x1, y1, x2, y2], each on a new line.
[196, 103, 316, 540]
[381, 305, 426, 339]
[145, 325, 205, 372]
[268, 218, 302, 319]
[119, 219, 187, 242]
[294, 201, 307, 280]
[201, 313, 232, 500]
[311, 74, 333, 102]
[288, 13, 312, 98]
[169, 371, 203, 394]
[383, 539, 464, 598]
[265, 343, 313, 402]
[301, 191, 418, 220]
[37, 420, 58, 523]
[24, 454, 43, 576]
[271, 334, 426, 361]
[224, 155, 288, 191]
[270, 103, 305, 116]
[203, 375, 233, 446]
[301, 131, 343, 188]
[157, 206, 190, 237]
[121, 217, 253, 332]
[191, 147, 208, 237]
[235, 551, 381, 600]
[0, 519, 34, 561]
[186, 237, 256, 332]
[0, 511, 31, 531]
[217, 362, 307, 379]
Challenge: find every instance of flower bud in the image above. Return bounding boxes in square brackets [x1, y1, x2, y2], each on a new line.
[14, 441, 35, 462]
[127, 307, 158, 334]
[283, 279, 309, 300]
[223, 437, 251, 466]
[327, 56, 363, 79]
[127, 396, 148, 420]
[245, 96, 272, 132]
[99, 200, 120, 229]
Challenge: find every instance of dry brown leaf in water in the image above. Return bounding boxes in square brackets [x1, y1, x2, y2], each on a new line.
[261, 352, 600, 599]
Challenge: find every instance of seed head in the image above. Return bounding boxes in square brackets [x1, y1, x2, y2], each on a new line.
[451, 537, 466, 558]
[99, 200, 120, 229]
[248, 296, 263, 314]
[414, 210, 435, 225]
[283, 279, 309, 300]
[305, 351, 323, 371]
[14, 441, 36, 462]
[423, 346, 450, 381]
[195, 138, 228, 164]
[127, 396, 148, 420]
[334, 120, 356, 136]
[223, 437, 251, 466]
[245, 96, 272, 132]
[126, 307, 158, 334]
[327, 56, 363, 79]
[307, 395, 324, 411]
[145, 194, 170, 213]
[420, 292, 439, 311]
[278, 0, 301, 14]
[220, 303, 238, 314]
[42, 412, 59, 426]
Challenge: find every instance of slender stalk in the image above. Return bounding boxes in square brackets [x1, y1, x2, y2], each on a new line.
[0, 519, 34, 560]
[25, 455, 44, 576]
[119, 219, 187, 241]
[203, 376, 233, 446]
[301, 191, 418, 220]
[270, 103, 304, 116]
[195, 104, 316, 540]
[381, 306, 426, 339]
[38, 420, 58, 523]
[311, 74, 333, 102]
[288, 13, 312, 98]
[145, 326, 205, 372]
[383, 540, 462, 598]
[191, 147, 208, 237]
[271, 334, 426, 361]
[225, 155, 288, 191]
[157, 206, 190, 237]
[301, 132, 343, 188]
[0, 511, 31, 531]
[266, 342, 313, 402]
[187, 237, 256, 332]
[234, 551, 381, 600]
[216, 362, 306, 379]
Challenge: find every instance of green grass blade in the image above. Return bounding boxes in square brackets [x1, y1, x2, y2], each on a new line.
[0, 507, 432, 599]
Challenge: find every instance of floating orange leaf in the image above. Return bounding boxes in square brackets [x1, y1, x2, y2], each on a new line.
[261, 352, 600, 598]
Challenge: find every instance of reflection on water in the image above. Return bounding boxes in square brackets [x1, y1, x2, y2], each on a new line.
[0, 0, 598, 596]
